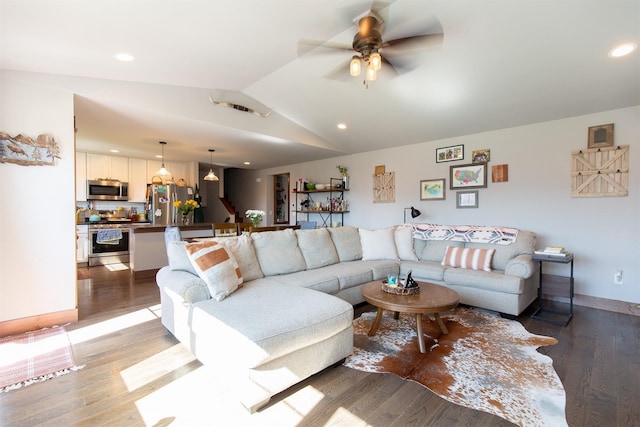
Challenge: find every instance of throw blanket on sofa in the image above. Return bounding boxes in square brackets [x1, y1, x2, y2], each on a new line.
[412, 224, 518, 245]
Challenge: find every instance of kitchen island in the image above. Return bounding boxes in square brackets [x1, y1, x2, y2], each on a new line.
[130, 223, 213, 279]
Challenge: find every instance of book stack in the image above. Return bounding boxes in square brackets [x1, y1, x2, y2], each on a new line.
[534, 246, 569, 257]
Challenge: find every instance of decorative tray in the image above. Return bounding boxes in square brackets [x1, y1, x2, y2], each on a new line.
[381, 280, 420, 295]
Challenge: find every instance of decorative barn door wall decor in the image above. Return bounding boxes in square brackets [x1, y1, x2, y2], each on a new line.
[373, 172, 395, 203]
[571, 145, 629, 197]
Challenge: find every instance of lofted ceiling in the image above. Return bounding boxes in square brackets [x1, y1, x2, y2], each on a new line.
[1, 0, 638, 170]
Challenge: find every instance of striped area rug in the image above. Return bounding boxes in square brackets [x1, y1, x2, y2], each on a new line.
[0, 326, 79, 392]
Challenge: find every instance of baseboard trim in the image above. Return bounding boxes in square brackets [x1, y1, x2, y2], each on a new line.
[545, 293, 640, 316]
[0, 308, 78, 337]
[133, 268, 159, 280]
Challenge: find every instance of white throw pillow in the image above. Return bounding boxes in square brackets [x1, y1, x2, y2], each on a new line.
[441, 246, 495, 272]
[394, 225, 418, 261]
[358, 227, 399, 260]
[220, 234, 264, 282]
[185, 241, 243, 301]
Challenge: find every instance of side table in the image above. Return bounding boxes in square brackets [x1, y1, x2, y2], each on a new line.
[531, 252, 574, 325]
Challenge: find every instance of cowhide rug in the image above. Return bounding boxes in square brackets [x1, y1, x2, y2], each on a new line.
[344, 308, 567, 427]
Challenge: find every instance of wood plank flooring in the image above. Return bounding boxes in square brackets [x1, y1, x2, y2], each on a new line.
[1, 266, 638, 426]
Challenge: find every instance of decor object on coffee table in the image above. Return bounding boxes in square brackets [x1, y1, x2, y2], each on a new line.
[344, 307, 567, 427]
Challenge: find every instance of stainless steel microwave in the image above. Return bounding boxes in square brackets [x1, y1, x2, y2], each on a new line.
[87, 179, 129, 201]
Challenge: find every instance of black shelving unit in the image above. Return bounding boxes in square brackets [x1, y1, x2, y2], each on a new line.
[295, 177, 348, 227]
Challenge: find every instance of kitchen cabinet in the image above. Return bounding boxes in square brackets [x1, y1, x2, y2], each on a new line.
[76, 224, 89, 266]
[128, 158, 148, 202]
[147, 160, 189, 186]
[76, 152, 87, 201]
[87, 154, 129, 181]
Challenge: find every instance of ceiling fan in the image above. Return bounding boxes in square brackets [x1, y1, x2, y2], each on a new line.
[299, 5, 443, 85]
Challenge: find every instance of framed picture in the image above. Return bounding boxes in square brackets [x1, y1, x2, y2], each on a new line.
[588, 123, 614, 149]
[456, 191, 478, 208]
[420, 178, 446, 200]
[436, 144, 464, 163]
[471, 149, 490, 163]
[450, 163, 487, 189]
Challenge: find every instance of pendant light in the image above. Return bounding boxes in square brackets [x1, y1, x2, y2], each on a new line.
[204, 149, 219, 182]
[156, 141, 172, 177]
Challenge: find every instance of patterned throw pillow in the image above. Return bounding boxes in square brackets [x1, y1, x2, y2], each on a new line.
[441, 246, 495, 272]
[185, 241, 243, 301]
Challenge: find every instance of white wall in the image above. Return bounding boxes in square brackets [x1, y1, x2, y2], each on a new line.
[244, 106, 640, 305]
[0, 75, 77, 323]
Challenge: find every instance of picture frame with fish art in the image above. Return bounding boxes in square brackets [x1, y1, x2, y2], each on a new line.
[450, 163, 487, 189]
[420, 178, 446, 200]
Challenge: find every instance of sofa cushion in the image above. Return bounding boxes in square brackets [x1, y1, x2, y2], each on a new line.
[189, 281, 353, 368]
[251, 229, 307, 276]
[441, 246, 495, 272]
[220, 234, 264, 281]
[185, 241, 243, 301]
[268, 269, 340, 294]
[318, 262, 375, 290]
[359, 227, 399, 260]
[400, 260, 447, 282]
[327, 226, 362, 262]
[295, 228, 339, 269]
[443, 268, 524, 294]
[167, 240, 198, 275]
[418, 240, 464, 262]
[394, 225, 418, 261]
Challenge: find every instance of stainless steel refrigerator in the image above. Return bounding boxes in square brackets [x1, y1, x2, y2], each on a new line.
[147, 184, 194, 225]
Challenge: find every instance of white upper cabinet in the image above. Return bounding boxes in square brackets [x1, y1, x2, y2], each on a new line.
[128, 158, 148, 202]
[87, 154, 129, 181]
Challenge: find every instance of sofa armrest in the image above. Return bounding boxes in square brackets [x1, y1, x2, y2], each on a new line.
[504, 254, 535, 279]
[156, 266, 211, 305]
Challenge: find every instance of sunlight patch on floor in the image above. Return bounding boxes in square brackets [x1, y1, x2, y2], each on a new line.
[325, 407, 369, 426]
[67, 307, 158, 345]
[105, 263, 129, 271]
[134, 367, 332, 426]
[120, 344, 195, 392]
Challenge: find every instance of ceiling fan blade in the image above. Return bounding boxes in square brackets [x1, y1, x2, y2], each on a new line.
[298, 39, 353, 57]
[383, 32, 444, 50]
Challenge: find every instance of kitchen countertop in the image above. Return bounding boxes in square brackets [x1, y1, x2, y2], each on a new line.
[131, 223, 214, 233]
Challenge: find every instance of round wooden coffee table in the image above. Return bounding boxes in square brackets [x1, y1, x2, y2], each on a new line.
[360, 280, 459, 353]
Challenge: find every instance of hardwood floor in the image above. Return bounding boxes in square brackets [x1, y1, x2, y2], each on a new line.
[1, 266, 638, 426]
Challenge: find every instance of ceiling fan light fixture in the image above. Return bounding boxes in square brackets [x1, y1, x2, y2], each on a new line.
[366, 63, 377, 81]
[350, 56, 362, 77]
[204, 149, 219, 182]
[370, 51, 382, 71]
[156, 141, 172, 177]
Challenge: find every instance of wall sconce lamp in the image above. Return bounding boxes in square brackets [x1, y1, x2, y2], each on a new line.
[403, 206, 422, 223]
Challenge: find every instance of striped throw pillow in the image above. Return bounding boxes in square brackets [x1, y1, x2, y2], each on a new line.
[185, 241, 243, 301]
[441, 246, 495, 272]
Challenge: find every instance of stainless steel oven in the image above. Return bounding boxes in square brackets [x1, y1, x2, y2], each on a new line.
[89, 223, 130, 266]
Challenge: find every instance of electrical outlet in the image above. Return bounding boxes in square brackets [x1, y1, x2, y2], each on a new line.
[614, 270, 623, 285]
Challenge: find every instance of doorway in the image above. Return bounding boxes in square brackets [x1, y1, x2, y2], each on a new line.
[274, 173, 289, 224]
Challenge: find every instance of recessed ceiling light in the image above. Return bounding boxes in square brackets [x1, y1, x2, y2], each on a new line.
[110, 149, 119, 153]
[609, 43, 637, 58]
[113, 52, 135, 62]
[337, 123, 347, 130]
[244, 161, 251, 165]
[155, 154, 163, 159]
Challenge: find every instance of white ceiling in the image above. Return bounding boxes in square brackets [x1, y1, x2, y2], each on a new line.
[1, 0, 638, 169]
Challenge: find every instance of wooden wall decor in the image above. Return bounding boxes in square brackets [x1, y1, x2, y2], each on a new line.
[373, 172, 395, 203]
[0, 132, 61, 166]
[492, 164, 509, 183]
[571, 145, 629, 197]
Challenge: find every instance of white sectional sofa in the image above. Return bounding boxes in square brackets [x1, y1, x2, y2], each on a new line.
[156, 224, 537, 412]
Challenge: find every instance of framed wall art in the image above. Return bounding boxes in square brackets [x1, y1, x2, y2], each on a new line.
[456, 190, 479, 208]
[436, 144, 464, 163]
[420, 178, 446, 200]
[471, 148, 490, 163]
[450, 163, 487, 189]
[588, 123, 614, 149]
